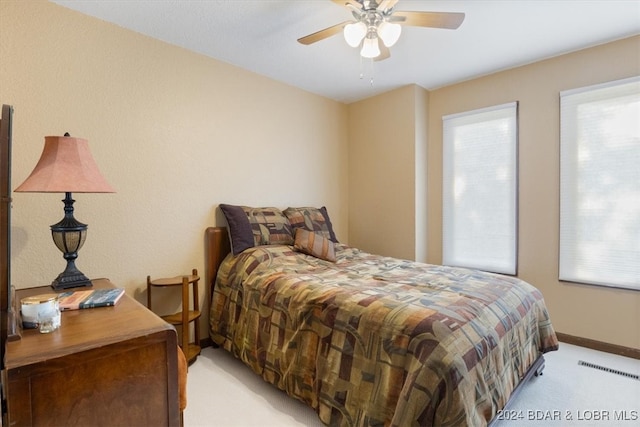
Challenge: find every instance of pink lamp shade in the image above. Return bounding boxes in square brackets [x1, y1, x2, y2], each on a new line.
[15, 135, 114, 193]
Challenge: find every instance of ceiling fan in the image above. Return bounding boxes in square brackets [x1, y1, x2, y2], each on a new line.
[298, 0, 465, 60]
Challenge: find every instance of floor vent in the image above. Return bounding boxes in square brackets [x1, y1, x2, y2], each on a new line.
[578, 360, 639, 381]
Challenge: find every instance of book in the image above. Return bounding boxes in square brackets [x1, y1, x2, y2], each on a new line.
[58, 288, 125, 311]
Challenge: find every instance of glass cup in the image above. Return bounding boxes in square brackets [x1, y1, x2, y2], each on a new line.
[38, 300, 61, 333]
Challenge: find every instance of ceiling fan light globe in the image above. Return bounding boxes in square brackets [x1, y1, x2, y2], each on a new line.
[344, 22, 367, 47]
[378, 21, 401, 47]
[360, 36, 380, 58]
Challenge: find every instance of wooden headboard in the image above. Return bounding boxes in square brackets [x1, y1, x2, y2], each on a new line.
[204, 227, 231, 305]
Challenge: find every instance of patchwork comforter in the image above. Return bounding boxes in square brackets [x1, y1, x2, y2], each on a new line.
[210, 244, 558, 426]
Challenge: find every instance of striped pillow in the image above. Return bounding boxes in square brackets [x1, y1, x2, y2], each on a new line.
[293, 228, 336, 262]
[284, 206, 338, 243]
[220, 204, 294, 255]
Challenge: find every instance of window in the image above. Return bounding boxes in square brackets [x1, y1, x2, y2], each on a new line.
[442, 102, 518, 275]
[560, 76, 640, 290]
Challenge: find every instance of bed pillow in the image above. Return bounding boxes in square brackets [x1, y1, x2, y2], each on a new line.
[293, 228, 336, 262]
[284, 206, 338, 243]
[219, 204, 294, 255]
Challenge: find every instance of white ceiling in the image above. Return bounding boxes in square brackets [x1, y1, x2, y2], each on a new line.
[51, 0, 640, 104]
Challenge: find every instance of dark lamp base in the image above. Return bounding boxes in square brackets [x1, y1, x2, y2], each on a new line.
[51, 271, 93, 290]
[48, 192, 93, 291]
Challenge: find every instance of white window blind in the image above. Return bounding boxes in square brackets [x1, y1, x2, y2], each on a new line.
[560, 76, 640, 290]
[442, 102, 518, 274]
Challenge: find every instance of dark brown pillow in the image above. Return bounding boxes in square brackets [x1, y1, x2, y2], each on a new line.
[293, 228, 336, 262]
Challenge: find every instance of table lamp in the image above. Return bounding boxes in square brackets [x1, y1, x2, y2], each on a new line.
[15, 133, 115, 289]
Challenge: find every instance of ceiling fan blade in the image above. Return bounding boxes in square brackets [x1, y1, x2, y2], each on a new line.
[297, 21, 350, 45]
[378, 0, 399, 12]
[331, 0, 362, 8]
[392, 11, 465, 29]
[375, 40, 391, 61]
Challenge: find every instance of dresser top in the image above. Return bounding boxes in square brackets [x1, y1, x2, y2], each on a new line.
[5, 278, 174, 369]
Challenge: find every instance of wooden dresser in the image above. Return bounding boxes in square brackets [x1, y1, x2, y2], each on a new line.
[3, 278, 180, 426]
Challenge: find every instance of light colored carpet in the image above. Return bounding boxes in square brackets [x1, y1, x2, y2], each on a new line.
[184, 343, 639, 426]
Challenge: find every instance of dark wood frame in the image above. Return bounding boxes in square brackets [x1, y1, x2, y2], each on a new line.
[203, 226, 546, 425]
[204, 227, 230, 308]
[1, 104, 14, 372]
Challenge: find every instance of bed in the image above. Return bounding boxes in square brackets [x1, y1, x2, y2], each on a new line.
[205, 206, 558, 427]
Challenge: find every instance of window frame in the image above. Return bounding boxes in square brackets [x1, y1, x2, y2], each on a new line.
[559, 76, 640, 291]
[442, 101, 519, 275]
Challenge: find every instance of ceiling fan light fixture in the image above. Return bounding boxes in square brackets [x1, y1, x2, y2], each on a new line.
[360, 35, 380, 58]
[297, 1, 466, 67]
[344, 21, 367, 47]
[378, 21, 401, 47]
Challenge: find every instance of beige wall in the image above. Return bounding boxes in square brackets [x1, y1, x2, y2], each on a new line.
[347, 84, 428, 261]
[349, 36, 639, 349]
[0, 1, 348, 333]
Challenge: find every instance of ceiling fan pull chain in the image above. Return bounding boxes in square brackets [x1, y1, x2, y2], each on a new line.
[369, 58, 375, 86]
[358, 56, 375, 85]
